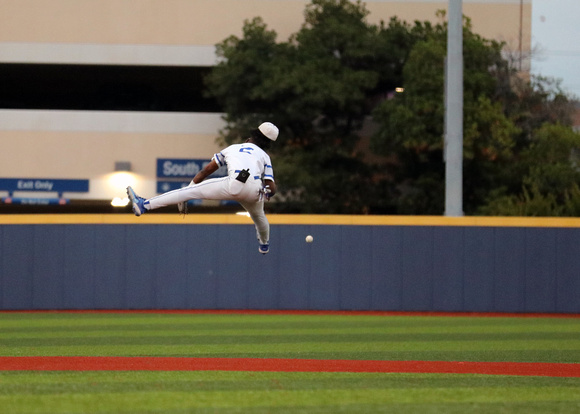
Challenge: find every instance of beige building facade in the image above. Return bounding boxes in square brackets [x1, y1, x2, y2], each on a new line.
[0, 0, 531, 202]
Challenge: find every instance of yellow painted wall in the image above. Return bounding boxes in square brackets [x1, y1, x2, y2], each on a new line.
[2, 213, 578, 229]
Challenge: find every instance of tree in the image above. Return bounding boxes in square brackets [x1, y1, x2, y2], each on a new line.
[480, 123, 580, 216]
[371, 15, 521, 214]
[206, 1, 579, 215]
[206, 0, 406, 213]
[205, 17, 284, 134]
[370, 11, 579, 216]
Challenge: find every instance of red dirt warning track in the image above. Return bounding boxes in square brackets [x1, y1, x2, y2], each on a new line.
[1, 357, 578, 377]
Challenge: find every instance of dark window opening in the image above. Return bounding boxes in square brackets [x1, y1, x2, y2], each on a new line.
[0, 63, 221, 112]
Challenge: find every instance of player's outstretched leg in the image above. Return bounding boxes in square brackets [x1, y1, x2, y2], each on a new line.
[240, 200, 270, 254]
[126, 186, 148, 216]
[177, 180, 194, 215]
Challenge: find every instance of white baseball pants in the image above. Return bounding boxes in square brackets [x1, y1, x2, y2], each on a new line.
[146, 177, 270, 244]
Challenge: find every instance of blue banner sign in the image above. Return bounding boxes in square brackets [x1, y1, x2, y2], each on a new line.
[157, 159, 226, 179]
[2, 197, 69, 205]
[0, 178, 89, 195]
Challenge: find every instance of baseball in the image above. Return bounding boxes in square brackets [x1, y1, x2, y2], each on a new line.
[305, 235, 314, 243]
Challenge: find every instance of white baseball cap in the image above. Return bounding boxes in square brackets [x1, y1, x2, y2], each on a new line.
[258, 122, 279, 141]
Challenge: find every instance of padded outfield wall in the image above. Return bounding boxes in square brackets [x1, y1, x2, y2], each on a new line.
[0, 214, 579, 313]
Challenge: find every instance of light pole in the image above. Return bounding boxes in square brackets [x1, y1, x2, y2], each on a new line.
[444, 0, 464, 216]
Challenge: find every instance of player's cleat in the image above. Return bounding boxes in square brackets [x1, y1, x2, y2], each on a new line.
[126, 186, 147, 216]
[258, 243, 270, 254]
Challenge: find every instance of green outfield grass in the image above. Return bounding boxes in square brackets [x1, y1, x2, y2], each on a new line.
[0, 312, 579, 413]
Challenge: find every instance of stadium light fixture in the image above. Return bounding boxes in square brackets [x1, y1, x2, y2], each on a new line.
[114, 161, 132, 172]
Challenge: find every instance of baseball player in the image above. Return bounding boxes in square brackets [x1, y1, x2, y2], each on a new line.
[126, 122, 278, 254]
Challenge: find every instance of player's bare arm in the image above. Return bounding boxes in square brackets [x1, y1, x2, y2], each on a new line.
[192, 160, 219, 184]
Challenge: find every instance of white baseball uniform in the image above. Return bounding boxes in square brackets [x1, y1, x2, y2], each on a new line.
[145, 142, 274, 244]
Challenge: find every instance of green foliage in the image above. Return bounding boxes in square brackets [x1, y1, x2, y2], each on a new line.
[522, 123, 580, 193]
[371, 10, 578, 216]
[564, 184, 580, 216]
[207, 0, 384, 146]
[206, 0, 399, 213]
[205, 17, 284, 135]
[478, 185, 562, 216]
[206, 0, 579, 215]
[479, 124, 580, 216]
[503, 76, 576, 140]
[273, 145, 377, 213]
[371, 17, 522, 214]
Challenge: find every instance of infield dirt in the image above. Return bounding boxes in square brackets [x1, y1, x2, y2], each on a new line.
[1, 357, 579, 377]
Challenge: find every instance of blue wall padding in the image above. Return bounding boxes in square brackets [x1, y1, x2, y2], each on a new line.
[0, 223, 578, 313]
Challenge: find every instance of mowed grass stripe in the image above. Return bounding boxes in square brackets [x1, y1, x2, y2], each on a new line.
[2, 339, 580, 356]
[184, 350, 580, 363]
[2, 371, 579, 390]
[1, 313, 578, 331]
[2, 332, 579, 347]
[3, 402, 580, 414]
[1, 313, 579, 362]
[2, 348, 580, 363]
[1, 385, 579, 414]
[1, 314, 411, 329]
[2, 322, 580, 337]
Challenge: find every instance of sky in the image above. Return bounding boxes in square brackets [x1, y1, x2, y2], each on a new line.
[531, 0, 580, 99]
